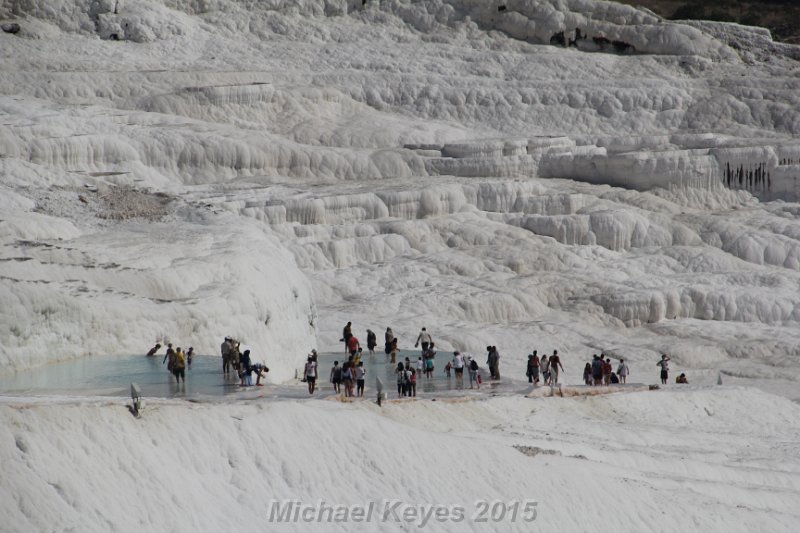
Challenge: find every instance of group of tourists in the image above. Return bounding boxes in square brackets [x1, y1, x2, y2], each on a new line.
[146, 323, 689, 396]
[581, 354, 627, 386]
[328, 357, 367, 397]
[395, 359, 418, 397]
[220, 336, 269, 387]
[445, 351, 484, 389]
[527, 351, 687, 387]
[146, 342, 192, 384]
[525, 350, 564, 385]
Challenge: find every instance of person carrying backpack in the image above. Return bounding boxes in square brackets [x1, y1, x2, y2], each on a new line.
[172, 347, 186, 384]
[468, 357, 479, 389]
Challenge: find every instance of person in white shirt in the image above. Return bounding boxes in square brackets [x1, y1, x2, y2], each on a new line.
[304, 356, 317, 394]
[617, 359, 630, 384]
[415, 327, 433, 352]
[355, 362, 366, 397]
[453, 351, 465, 386]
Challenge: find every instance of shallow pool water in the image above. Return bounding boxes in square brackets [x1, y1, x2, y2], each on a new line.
[0, 353, 240, 398]
[0, 349, 515, 399]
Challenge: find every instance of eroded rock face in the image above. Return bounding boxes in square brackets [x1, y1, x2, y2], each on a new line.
[2, 0, 800, 383]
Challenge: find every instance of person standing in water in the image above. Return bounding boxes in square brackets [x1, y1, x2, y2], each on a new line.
[486, 346, 500, 380]
[304, 356, 317, 394]
[396, 362, 406, 397]
[342, 322, 353, 353]
[425, 343, 435, 378]
[163, 343, 175, 368]
[657, 354, 671, 384]
[355, 361, 366, 397]
[172, 347, 186, 384]
[239, 349, 252, 386]
[468, 357, 479, 389]
[220, 337, 232, 374]
[330, 361, 342, 393]
[385, 327, 394, 355]
[347, 335, 361, 358]
[415, 327, 433, 353]
[186, 347, 194, 370]
[453, 351, 465, 387]
[366, 329, 377, 357]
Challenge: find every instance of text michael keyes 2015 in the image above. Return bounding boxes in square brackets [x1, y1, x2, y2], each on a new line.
[267, 499, 538, 526]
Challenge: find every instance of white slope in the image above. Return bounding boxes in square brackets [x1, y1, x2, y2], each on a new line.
[1, 387, 799, 532]
[2, 0, 800, 530]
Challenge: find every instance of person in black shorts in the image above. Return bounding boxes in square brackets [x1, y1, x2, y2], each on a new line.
[657, 354, 670, 384]
[304, 356, 317, 394]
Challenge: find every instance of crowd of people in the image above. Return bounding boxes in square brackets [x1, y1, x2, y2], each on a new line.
[525, 350, 564, 385]
[144, 324, 687, 396]
[221, 336, 269, 387]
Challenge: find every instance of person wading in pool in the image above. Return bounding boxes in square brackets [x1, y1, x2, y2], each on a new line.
[304, 355, 317, 394]
[146, 343, 161, 357]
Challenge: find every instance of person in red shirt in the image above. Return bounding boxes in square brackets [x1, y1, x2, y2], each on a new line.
[347, 335, 361, 357]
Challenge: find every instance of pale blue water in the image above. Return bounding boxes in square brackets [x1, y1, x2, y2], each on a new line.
[0, 354, 238, 398]
[0, 349, 514, 399]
